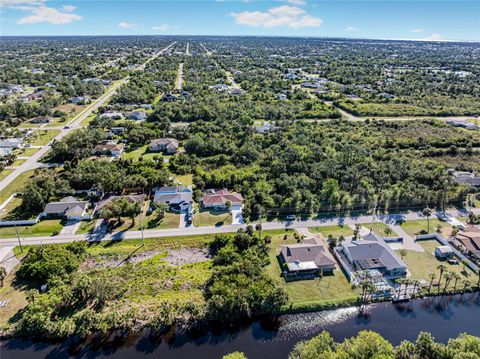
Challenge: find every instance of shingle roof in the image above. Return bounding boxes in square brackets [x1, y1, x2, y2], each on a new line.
[96, 194, 145, 211]
[43, 200, 88, 216]
[201, 189, 243, 206]
[280, 238, 336, 271]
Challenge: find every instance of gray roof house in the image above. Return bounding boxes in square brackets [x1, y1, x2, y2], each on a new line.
[0, 138, 22, 149]
[153, 186, 192, 209]
[280, 237, 336, 276]
[42, 196, 89, 220]
[95, 194, 145, 215]
[339, 232, 407, 278]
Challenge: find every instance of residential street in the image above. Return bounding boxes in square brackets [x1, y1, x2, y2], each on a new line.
[0, 42, 176, 194]
[0, 207, 471, 248]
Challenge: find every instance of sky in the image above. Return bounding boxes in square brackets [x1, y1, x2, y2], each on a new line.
[0, 0, 479, 41]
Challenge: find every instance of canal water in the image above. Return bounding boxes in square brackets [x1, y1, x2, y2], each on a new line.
[2, 293, 479, 359]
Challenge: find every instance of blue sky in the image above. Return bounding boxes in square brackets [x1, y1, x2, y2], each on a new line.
[1, 0, 479, 41]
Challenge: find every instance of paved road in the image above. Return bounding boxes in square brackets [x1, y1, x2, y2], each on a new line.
[200, 43, 212, 56]
[0, 207, 472, 248]
[0, 42, 176, 194]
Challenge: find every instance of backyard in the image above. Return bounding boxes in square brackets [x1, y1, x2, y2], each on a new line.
[400, 218, 453, 237]
[263, 229, 359, 310]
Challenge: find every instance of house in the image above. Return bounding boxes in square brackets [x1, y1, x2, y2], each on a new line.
[148, 138, 179, 154]
[141, 104, 153, 110]
[100, 112, 123, 120]
[451, 171, 480, 186]
[201, 189, 243, 210]
[95, 194, 145, 216]
[446, 119, 478, 130]
[279, 236, 336, 277]
[127, 111, 147, 121]
[41, 196, 89, 220]
[254, 123, 272, 134]
[453, 225, 480, 261]
[109, 127, 125, 135]
[435, 245, 454, 259]
[30, 116, 52, 124]
[92, 142, 124, 157]
[339, 232, 407, 279]
[161, 93, 177, 102]
[179, 91, 192, 101]
[0, 148, 13, 158]
[229, 88, 245, 96]
[0, 138, 22, 149]
[277, 93, 287, 100]
[209, 84, 230, 92]
[69, 96, 85, 104]
[153, 186, 192, 210]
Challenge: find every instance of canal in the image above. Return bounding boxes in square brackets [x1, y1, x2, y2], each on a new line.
[2, 293, 479, 358]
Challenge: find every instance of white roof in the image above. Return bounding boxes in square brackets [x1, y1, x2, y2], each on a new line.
[287, 260, 318, 271]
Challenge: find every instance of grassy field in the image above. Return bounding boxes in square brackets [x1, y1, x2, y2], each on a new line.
[122, 145, 162, 161]
[80, 114, 96, 126]
[309, 224, 353, 238]
[0, 220, 63, 238]
[136, 211, 180, 230]
[0, 169, 13, 181]
[194, 209, 232, 227]
[400, 218, 453, 237]
[26, 129, 60, 146]
[76, 220, 96, 234]
[0, 272, 28, 326]
[264, 230, 359, 309]
[397, 239, 476, 290]
[10, 159, 26, 167]
[0, 170, 35, 203]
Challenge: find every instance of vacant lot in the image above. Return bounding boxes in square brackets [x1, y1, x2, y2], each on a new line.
[361, 222, 397, 236]
[26, 129, 60, 146]
[0, 169, 13, 181]
[122, 145, 162, 161]
[0, 170, 35, 203]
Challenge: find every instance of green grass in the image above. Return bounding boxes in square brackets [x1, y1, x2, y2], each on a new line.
[10, 159, 26, 167]
[0, 169, 13, 181]
[194, 209, 232, 227]
[122, 145, 162, 161]
[0, 170, 35, 203]
[80, 114, 96, 126]
[0, 272, 28, 326]
[26, 129, 60, 146]
[397, 239, 476, 290]
[400, 218, 453, 237]
[76, 220, 96, 234]
[309, 224, 353, 238]
[135, 211, 180, 230]
[361, 222, 397, 236]
[15, 147, 40, 157]
[175, 174, 193, 186]
[264, 230, 359, 308]
[0, 220, 63, 238]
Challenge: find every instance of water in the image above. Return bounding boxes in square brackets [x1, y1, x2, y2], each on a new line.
[2, 294, 479, 359]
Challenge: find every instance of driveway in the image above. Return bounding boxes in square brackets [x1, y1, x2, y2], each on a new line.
[231, 207, 244, 225]
[60, 220, 81, 236]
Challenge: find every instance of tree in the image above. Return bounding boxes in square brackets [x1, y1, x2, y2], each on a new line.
[102, 198, 141, 227]
[222, 352, 247, 359]
[422, 207, 432, 232]
[428, 273, 436, 292]
[451, 272, 461, 292]
[437, 264, 447, 286]
[398, 249, 407, 260]
[225, 200, 232, 212]
[0, 267, 6, 287]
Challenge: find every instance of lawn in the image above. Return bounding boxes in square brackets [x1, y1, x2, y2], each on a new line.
[10, 159, 26, 167]
[309, 224, 353, 238]
[122, 145, 162, 161]
[80, 114, 96, 126]
[397, 239, 476, 290]
[0, 169, 13, 181]
[194, 209, 232, 227]
[135, 211, 180, 230]
[361, 222, 396, 236]
[175, 174, 193, 186]
[0, 220, 63, 238]
[76, 220, 96, 234]
[264, 230, 359, 309]
[15, 147, 39, 157]
[0, 272, 28, 327]
[400, 218, 453, 237]
[0, 170, 35, 203]
[26, 129, 60, 146]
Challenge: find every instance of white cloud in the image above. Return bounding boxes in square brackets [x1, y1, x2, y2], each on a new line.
[345, 26, 358, 32]
[118, 21, 135, 29]
[231, 5, 322, 29]
[286, 0, 306, 5]
[17, 6, 81, 24]
[3, 0, 81, 25]
[410, 28, 425, 33]
[62, 5, 76, 12]
[152, 24, 171, 31]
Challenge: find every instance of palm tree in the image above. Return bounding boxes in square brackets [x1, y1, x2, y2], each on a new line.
[422, 207, 432, 232]
[428, 273, 436, 292]
[437, 264, 447, 285]
[443, 272, 453, 292]
[451, 273, 461, 292]
[0, 267, 6, 287]
[462, 279, 470, 292]
[411, 280, 419, 298]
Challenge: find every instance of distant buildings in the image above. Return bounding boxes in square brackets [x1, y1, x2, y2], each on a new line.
[446, 119, 478, 130]
[0, 138, 22, 149]
[452, 225, 480, 262]
[92, 141, 124, 157]
[127, 111, 147, 121]
[450, 170, 480, 187]
[200, 189, 243, 210]
[30, 116, 52, 124]
[69, 96, 85, 104]
[100, 112, 123, 120]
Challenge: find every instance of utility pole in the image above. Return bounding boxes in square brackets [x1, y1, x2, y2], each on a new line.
[15, 225, 23, 253]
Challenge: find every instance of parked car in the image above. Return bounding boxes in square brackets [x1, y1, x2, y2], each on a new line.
[285, 214, 296, 220]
